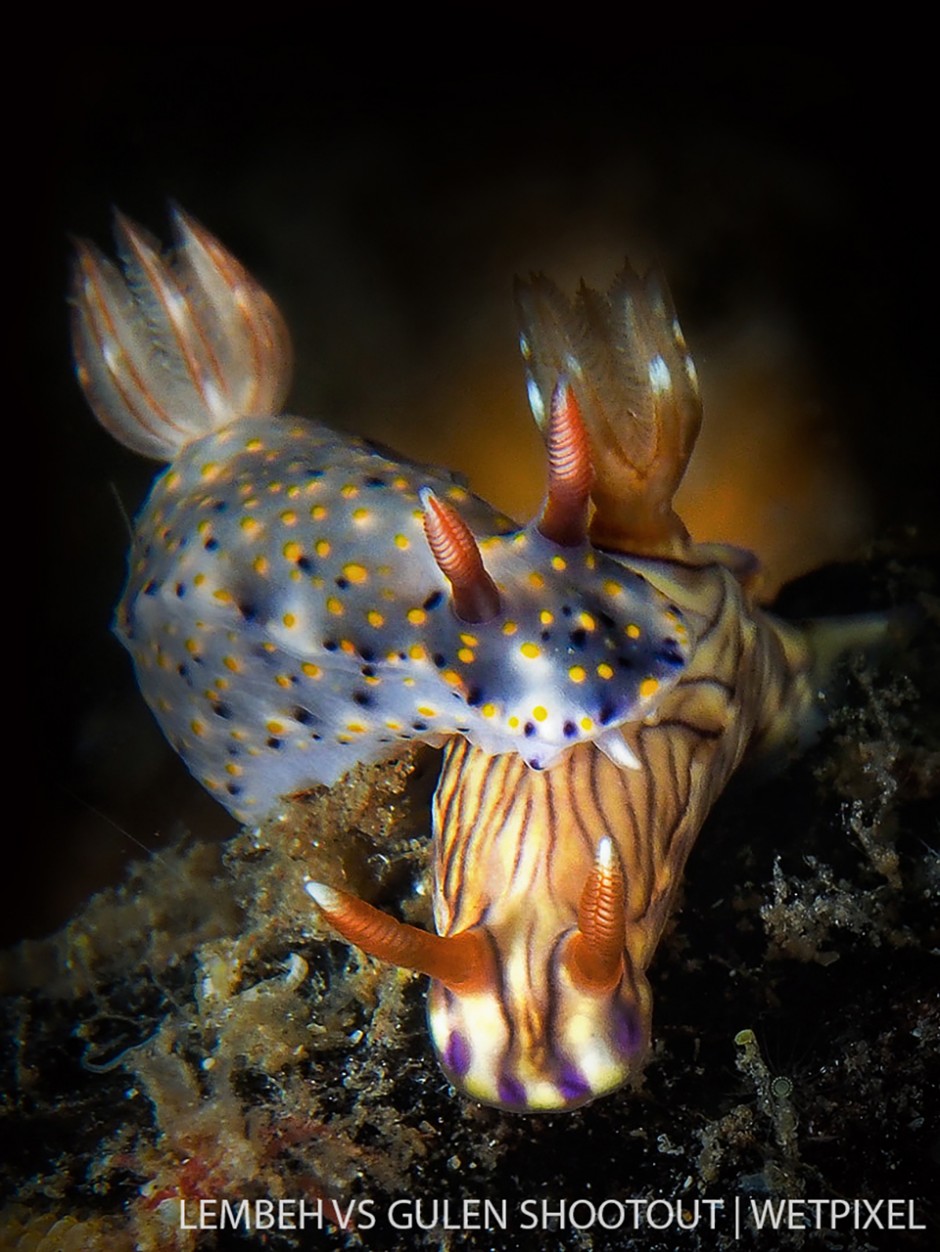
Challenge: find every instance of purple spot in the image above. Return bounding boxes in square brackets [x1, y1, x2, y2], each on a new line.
[612, 1003, 643, 1056]
[557, 1065, 592, 1105]
[497, 1073, 527, 1108]
[443, 1031, 471, 1078]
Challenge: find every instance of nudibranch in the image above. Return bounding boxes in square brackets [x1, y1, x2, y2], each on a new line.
[72, 211, 862, 1114]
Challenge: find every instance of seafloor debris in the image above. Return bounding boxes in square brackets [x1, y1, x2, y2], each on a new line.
[1, 559, 936, 1252]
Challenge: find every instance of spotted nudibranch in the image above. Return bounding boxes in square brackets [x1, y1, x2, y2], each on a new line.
[72, 211, 859, 1114]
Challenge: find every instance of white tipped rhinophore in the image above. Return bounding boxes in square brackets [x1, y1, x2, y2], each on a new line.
[305, 881, 341, 911]
[595, 834, 615, 868]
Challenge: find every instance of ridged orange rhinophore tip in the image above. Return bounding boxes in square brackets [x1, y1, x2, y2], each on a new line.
[306, 880, 494, 994]
[420, 489, 501, 623]
[565, 837, 626, 991]
[538, 379, 593, 547]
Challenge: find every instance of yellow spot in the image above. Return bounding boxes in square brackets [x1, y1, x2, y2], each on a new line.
[569, 665, 586, 683]
[346, 722, 366, 733]
[352, 507, 369, 521]
[417, 706, 437, 717]
[513, 533, 528, 547]
[533, 706, 548, 722]
[213, 589, 233, 604]
[403, 676, 415, 687]
[193, 573, 206, 587]
[241, 517, 261, 537]
[393, 476, 409, 490]
[508, 715, 520, 729]
[311, 504, 328, 520]
[408, 608, 427, 626]
[551, 554, 567, 571]
[343, 563, 368, 584]
[262, 642, 276, 653]
[191, 720, 206, 737]
[340, 640, 356, 655]
[579, 611, 596, 631]
[481, 703, 497, 719]
[394, 534, 410, 549]
[223, 655, 241, 672]
[604, 579, 622, 596]
[540, 610, 554, 625]
[276, 674, 292, 688]
[245, 437, 263, 451]
[165, 471, 181, 490]
[267, 480, 283, 493]
[287, 485, 300, 499]
[302, 662, 321, 678]
[280, 510, 298, 526]
[326, 597, 344, 616]
[446, 485, 468, 501]
[215, 677, 229, 690]
[283, 540, 303, 560]
[442, 670, 462, 686]
[282, 613, 297, 629]
[225, 763, 242, 777]
[528, 570, 545, 589]
[520, 642, 540, 659]
[597, 663, 614, 679]
[580, 716, 594, 732]
[460, 633, 479, 647]
[409, 643, 426, 662]
[625, 623, 641, 639]
[502, 620, 518, 636]
[315, 539, 331, 557]
[585, 553, 596, 569]
[457, 648, 475, 663]
[639, 677, 660, 700]
[200, 462, 219, 480]
[253, 555, 269, 576]
[266, 720, 285, 734]
[341, 483, 359, 498]
[367, 611, 385, 628]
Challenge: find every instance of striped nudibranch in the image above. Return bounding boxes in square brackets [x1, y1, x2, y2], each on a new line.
[72, 210, 857, 1113]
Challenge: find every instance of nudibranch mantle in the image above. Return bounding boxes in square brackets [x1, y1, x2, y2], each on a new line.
[72, 209, 866, 1113]
[72, 210, 691, 823]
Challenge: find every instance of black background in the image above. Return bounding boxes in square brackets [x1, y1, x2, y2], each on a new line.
[23, 45, 934, 948]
